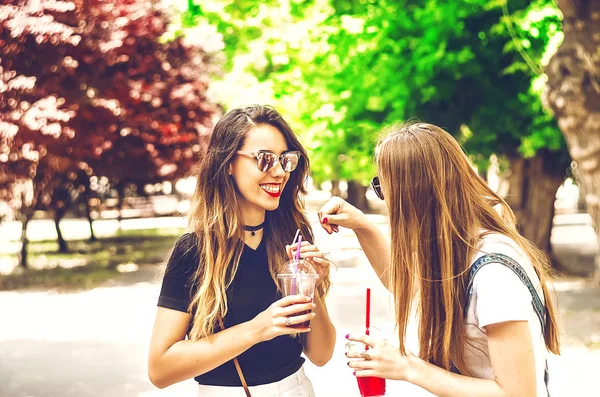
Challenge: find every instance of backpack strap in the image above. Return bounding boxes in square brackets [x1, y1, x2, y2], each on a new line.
[464, 253, 550, 396]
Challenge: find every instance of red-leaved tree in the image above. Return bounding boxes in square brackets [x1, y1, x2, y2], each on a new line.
[1, 0, 222, 267]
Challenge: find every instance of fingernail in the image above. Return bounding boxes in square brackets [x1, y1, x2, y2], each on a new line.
[345, 334, 349, 339]
[322, 217, 328, 224]
[353, 371, 356, 376]
[327, 230, 332, 235]
[347, 362, 351, 367]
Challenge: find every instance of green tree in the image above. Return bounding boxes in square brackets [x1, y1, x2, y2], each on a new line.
[182, 0, 568, 256]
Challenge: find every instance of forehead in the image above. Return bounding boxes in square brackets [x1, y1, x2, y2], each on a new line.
[241, 124, 288, 153]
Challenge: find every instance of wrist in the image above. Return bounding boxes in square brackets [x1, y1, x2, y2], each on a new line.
[404, 353, 422, 384]
[244, 318, 264, 345]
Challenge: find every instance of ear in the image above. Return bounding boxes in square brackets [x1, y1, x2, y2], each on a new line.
[228, 163, 233, 175]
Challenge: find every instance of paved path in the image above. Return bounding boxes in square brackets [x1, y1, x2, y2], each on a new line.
[1, 213, 599, 396]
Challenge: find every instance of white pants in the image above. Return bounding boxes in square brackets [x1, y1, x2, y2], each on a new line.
[197, 367, 315, 397]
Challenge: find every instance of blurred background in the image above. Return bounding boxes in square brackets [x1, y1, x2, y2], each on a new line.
[1, 0, 599, 396]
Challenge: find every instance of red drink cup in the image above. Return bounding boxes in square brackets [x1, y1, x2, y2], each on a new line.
[357, 376, 386, 397]
[346, 340, 386, 396]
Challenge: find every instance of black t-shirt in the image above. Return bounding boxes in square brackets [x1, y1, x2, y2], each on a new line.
[157, 233, 304, 386]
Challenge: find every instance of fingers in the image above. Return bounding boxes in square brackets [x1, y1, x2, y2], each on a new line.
[310, 257, 329, 266]
[281, 311, 316, 327]
[276, 301, 316, 317]
[347, 332, 380, 348]
[288, 242, 325, 259]
[353, 369, 379, 378]
[318, 197, 344, 234]
[295, 250, 325, 259]
[347, 359, 375, 371]
[346, 350, 373, 360]
[275, 294, 312, 307]
[320, 218, 334, 234]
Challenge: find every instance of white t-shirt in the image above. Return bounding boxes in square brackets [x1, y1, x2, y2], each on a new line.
[463, 233, 549, 396]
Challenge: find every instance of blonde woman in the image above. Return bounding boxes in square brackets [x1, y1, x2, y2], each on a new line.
[149, 105, 335, 396]
[319, 122, 560, 396]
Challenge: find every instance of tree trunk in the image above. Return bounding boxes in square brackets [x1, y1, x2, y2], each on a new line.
[544, 0, 600, 280]
[346, 180, 370, 212]
[83, 177, 97, 242]
[116, 181, 124, 232]
[505, 152, 566, 256]
[54, 210, 68, 253]
[331, 180, 342, 197]
[86, 201, 97, 242]
[19, 210, 32, 269]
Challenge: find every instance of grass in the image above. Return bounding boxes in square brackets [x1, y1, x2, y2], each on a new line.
[0, 264, 120, 291]
[0, 228, 184, 291]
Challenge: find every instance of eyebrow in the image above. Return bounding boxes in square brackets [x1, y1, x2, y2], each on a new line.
[251, 149, 294, 155]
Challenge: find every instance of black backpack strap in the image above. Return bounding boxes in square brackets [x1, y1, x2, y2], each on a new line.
[464, 253, 550, 396]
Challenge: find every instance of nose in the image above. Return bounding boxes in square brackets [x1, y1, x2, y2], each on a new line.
[270, 159, 286, 178]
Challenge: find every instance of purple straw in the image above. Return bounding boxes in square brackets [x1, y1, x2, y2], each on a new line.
[290, 235, 302, 295]
[295, 235, 302, 263]
[291, 229, 300, 247]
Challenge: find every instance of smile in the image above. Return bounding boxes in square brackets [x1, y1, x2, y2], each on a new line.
[260, 183, 281, 197]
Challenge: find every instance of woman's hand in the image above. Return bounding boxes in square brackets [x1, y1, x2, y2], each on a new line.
[286, 241, 330, 282]
[318, 196, 370, 234]
[250, 295, 316, 342]
[346, 332, 415, 382]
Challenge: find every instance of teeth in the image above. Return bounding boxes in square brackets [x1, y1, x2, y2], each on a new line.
[260, 184, 280, 194]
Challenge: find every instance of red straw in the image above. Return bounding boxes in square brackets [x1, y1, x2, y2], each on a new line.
[366, 288, 371, 335]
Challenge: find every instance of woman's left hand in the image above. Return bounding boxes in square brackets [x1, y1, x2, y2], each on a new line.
[346, 332, 415, 381]
[286, 241, 330, 282]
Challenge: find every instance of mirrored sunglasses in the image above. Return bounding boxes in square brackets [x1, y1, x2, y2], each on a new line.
[237, 150, 301, 173]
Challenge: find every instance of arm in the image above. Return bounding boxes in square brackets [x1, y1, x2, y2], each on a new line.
[353, 221, 391, 289]
[318, 196, 391, 288]
[148, 295, 316, 389]
[148, 308, 258, 389]
[348, 321, 537, 397]
[303, 292, 336, 366]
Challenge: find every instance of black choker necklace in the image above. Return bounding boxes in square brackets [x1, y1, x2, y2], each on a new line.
[244, 222, 265, 236]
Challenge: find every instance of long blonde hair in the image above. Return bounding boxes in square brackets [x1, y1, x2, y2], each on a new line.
[376, 122, 560, 375]
[184, 105, 330, 340]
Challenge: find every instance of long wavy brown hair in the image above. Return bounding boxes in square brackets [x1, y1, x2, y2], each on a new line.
[375, 122, 560, 375]
[185, 105, 330, 340]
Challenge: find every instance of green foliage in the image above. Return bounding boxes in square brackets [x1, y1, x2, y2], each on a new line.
[181, 0, 568, 183]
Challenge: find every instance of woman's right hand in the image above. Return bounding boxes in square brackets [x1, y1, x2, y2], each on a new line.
[251, 295, 316, 342]
[318, 196, 369, 234]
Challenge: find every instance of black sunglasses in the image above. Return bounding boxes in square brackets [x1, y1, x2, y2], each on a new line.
[237, 150, 302, 173]
[371, 176, 384, 200]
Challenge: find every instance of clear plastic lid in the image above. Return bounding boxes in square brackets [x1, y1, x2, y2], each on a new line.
[277, 259, 319, 278]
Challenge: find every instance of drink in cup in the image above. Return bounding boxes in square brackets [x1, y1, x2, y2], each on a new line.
[276, 259, 319, 328]
[346, 340, 386, 397]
